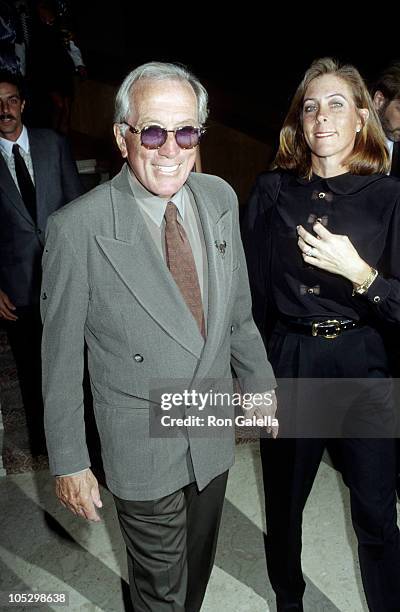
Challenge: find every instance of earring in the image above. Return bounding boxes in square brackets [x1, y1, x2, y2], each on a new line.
[356, 127, 361, 133]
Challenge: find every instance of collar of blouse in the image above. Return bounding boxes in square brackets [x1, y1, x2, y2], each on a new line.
[295, 172, 387, 195]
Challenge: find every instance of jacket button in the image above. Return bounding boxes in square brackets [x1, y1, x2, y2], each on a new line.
[318, 192, 326, 199]
[36, 228, 42, 234]
[41, 292, 47, 300]
[373, 296, 381, 303]
[134, 354, 144, 363]
[231, 325, 235, 334]
[307, 288, 314, 294]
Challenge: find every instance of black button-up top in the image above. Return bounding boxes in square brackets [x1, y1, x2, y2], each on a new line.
[242, 170, 400, 336]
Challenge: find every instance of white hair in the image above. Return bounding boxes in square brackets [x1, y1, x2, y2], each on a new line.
[114, 61, 209, 134]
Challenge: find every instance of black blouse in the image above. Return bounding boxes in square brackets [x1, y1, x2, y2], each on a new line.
[242, 170, 400, 336]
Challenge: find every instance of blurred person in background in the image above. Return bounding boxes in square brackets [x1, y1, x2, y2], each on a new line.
[372, 61, 400, 177]
[29, 0, 86, 133]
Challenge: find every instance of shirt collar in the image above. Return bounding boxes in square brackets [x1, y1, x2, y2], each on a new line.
[0, 125, 29, 158]
[386, 138, 394, 158]
[127, 166, 185, 227]
[295, 171, 387, 194]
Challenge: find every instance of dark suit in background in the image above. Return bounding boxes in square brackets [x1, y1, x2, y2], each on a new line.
[0, 126, 83, 453]
[391, 141, 400, 178]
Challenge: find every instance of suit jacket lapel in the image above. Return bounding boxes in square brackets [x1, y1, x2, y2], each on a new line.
[186, 175, 233, 382]
[0, 149, 35, 226]
[95, 166, 204, 359]
[28, 129, 49, 228]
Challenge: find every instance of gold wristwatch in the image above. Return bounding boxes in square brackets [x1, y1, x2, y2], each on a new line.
[352, 267, 378, 296]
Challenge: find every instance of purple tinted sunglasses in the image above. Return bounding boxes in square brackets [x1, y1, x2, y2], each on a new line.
[123, 122, 206, 150]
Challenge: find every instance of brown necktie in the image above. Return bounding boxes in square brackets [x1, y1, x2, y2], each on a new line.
[164, 202, 206, 338]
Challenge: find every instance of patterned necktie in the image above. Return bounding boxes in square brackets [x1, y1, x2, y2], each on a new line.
[164, 202, 206, 338]
[12, 144, 37, 223]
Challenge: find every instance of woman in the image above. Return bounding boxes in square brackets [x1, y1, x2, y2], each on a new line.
[243, 57, 400, 612]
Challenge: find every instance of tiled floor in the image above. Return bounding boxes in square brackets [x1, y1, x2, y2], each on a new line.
[1, 442, 386, 611]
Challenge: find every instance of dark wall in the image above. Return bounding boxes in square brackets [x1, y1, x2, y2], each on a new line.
[69, 5, 398, 146]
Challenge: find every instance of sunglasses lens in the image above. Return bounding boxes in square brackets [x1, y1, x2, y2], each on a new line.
[138, 126, 204, 149]
[141, 126, 167, 149]
[175, 126, 201, 149]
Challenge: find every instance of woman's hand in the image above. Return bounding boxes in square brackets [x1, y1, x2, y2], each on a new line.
[297, 222, 370, 285]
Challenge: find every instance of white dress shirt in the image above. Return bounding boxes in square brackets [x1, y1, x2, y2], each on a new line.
[386, 138, 394, 175]
[0, 125, 35, 189]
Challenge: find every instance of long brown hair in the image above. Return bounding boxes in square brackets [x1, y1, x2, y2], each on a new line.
[273, 57, 390, 177]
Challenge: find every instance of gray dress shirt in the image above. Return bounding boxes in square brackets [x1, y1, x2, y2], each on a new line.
[127, 169, 208, 320]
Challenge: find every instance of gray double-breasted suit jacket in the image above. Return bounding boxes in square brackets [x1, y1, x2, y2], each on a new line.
[0, 127, 83, 307]
[41, 164, 275, 500]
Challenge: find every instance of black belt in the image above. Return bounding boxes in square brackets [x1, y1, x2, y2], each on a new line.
[281, 318, 360, 339]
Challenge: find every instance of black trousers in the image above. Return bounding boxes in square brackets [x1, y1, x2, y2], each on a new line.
[3, 304, 46, 454]
[263, 323, 400, 612]
[262, 437, 400, 612]
[113, 471, 228, 611]
[382, 328, 400, 497]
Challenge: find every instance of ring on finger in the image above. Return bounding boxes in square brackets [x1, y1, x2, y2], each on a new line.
[306, 247, 317, 257]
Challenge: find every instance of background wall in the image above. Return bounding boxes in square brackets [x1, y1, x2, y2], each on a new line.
[67, 6, 399, 202]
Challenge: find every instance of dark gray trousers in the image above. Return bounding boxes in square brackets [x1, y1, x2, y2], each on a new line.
[113, 471, 228, 611]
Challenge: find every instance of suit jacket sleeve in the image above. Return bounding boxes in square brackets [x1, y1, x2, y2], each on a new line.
[229, 186, 276, 394]
[41, 214, 90, 475]
[241, 171, 281, 343]
[362, 193, 400, 324]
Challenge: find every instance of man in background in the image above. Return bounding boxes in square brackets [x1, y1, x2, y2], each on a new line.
[372, 62, 400, 177]
[0, 70, 82, 455]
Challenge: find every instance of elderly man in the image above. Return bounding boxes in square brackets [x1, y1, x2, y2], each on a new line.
[372, 62, 400, 177]
[0, 70, 82, 456]
[41, 62, 276, 611]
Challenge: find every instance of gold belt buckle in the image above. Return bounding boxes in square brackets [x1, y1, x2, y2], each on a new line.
[311, 319, 341, 339]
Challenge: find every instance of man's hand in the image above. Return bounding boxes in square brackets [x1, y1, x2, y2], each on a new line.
[243, 390, 279, 438]
[56, 469, 103, 522]
[0, 289, 17, 321]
